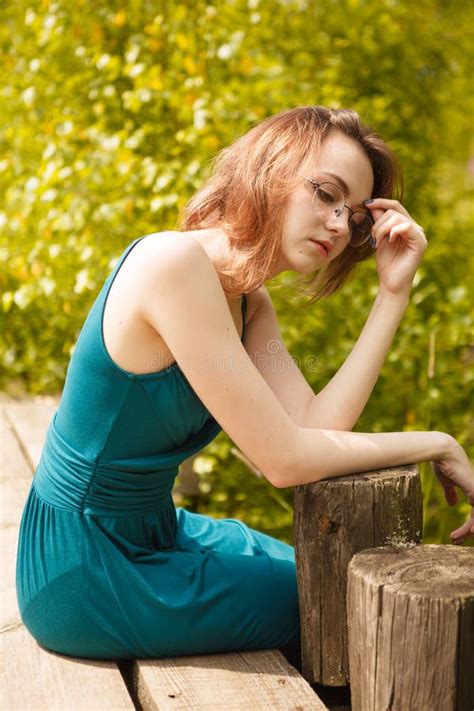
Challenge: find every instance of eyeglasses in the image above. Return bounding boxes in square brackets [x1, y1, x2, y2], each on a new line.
[303, 177, 375, 248]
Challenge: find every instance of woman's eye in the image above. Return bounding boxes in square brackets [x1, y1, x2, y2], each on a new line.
[317, 188, 336, 204]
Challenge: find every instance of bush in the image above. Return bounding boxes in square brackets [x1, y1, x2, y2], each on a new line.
[1, 0, 472, 545]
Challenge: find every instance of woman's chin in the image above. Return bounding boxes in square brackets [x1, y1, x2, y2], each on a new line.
[270, 247, 325, 276]
[296, 253, 325, 274]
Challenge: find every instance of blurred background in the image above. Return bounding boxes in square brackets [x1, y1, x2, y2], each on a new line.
[1, 0, 473, 545]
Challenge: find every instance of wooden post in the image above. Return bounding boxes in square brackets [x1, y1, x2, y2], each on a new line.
[347, 544, 474, 711]
[293, 465, 422, 686]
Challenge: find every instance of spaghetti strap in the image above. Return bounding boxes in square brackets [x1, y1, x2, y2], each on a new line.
[241, 293, 247, 340]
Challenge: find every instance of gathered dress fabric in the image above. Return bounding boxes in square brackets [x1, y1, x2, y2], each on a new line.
[15, 235, 301, 660]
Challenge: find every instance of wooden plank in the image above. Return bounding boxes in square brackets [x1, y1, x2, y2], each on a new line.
[1, 395, 59, 627]
[0, 407, 38, 627]
[0, 398, 135, 710]
[1, 526, 23, 628]
[4, 395, 60, 470]
[1, 405, 35, 524]
[1, 625, 133, 710]
[133, 648, 328, 710]
[1, 397, 60, 628]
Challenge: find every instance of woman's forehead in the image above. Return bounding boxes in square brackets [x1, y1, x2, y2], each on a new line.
[301, 139, 374, 200]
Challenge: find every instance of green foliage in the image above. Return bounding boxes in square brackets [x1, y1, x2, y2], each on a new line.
[1, 0, 472, 545]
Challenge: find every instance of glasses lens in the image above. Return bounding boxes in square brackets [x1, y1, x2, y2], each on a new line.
[349, 213, 373, 247]
[310, 181, 374, 247]
[312, 182, 345, 214]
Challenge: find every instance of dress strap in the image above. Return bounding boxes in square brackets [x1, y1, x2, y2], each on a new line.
[240, 294, 247, 341]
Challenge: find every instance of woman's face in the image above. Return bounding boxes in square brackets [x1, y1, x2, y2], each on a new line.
[273, 130, 374, 276]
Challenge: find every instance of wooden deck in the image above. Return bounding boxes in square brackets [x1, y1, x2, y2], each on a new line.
[1, 393, 334, 710]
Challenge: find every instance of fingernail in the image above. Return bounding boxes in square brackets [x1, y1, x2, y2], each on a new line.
[364, 199, 374, 204]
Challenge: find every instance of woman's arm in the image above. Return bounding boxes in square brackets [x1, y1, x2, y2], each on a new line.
[135, 234, 473, 542]
[280, 427, 474, 544]
[303, 288, 409, 430]
[305, 197, 428, 431]
[281, 428, 451, 486]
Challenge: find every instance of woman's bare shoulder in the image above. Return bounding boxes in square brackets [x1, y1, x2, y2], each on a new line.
[130, 229, 219, 312]
[132, 230, 201, 261]
[125, 230, 210, 292]
[130, 230, 270, 325]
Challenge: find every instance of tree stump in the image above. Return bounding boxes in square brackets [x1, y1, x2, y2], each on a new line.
[347, 544, 474, 711]
[293, 465, 422, 686]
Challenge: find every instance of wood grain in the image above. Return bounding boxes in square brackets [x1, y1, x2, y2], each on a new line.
[347, 544, 474, 711]
[133, 648, 327, 710]
[294, 465, 422, 686]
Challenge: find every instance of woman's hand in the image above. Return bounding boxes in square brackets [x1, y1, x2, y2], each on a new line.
[431, 437, 474, 545]
[365, 198, 428, 297]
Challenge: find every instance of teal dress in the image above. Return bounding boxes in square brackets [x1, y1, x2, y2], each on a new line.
[15, 235, 300, 660]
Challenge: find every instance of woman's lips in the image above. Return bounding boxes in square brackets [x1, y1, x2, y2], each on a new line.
[309, 239, 329, 256]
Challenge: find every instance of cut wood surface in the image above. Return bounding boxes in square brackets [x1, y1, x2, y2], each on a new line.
[1, 394, 327, 710]
[347, 544, 474, 711]
[294, 466, 422, 686]
[133, 649, 327, 710]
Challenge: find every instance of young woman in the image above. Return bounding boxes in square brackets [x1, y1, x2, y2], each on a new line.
[16, 106, 474, 663]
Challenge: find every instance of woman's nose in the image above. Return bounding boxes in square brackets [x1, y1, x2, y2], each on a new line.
[324, 208, 350, 236]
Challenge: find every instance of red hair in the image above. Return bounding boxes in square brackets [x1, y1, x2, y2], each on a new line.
[177, 106, 403, 301]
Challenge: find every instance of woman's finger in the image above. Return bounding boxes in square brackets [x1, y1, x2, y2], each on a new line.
[450, 510, 474, 544]
[371, 211, 405, 241]
[364, 197, 411, 217]
[372, 214, 418, 247]
[451, 526, 471, 544]
[387, 220, 418, 244]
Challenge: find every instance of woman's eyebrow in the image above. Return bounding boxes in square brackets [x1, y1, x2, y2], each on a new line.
[320, 172, 368, 209]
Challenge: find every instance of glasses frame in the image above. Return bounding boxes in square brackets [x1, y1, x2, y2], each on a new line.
[303, 177, 376, 248]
